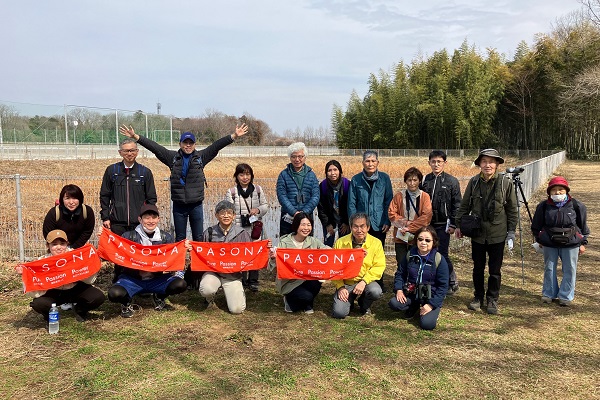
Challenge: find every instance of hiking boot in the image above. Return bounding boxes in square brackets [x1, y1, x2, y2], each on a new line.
[152, 293, 167, 311]
[541, 296, 552, 304]
[249, 284, 259, 293]
[283, 296, 293, 313]
[468, 297, 483, 311]
[487, 298, 498, 315]
[121, 303, 135, 318]
[72, 308, 88, 322]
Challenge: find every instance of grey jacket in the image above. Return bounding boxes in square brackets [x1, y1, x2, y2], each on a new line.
[202, 223, 252, 279]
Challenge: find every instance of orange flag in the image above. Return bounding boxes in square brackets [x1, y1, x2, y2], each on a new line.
[276, 248, 364, 280]
[190, 240, 269, 273]
[21, 244, 101, 293]
[97, 229, 186, 272]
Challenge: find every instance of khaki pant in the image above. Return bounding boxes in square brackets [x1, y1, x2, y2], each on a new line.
[199, 272, 246, 314]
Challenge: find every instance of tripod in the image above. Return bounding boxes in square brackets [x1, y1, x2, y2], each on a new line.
[510, 173, 533, 284]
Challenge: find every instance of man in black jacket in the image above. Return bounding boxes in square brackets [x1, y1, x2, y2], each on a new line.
[421, 150, 462, 294]
[119, 124, 248, 241]
[99, 138, 157, 236]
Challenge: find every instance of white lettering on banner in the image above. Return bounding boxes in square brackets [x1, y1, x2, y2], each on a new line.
[220, 261, 236, 268]
[115, 253, 125, 262]
[281, 252, 355, 265]
[46, 273, 67, 282]
[71, 266, 89, 278]
[41, 246, 98, 270]
[194, 245, 263, 257]
[152, 261, 167, 268]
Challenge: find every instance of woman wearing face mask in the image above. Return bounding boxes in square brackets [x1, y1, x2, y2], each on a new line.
[317, 160, 350, 247]
[42, 184, 95, 249]
[269, 212, 329, 314]
[389, 226, 448, 330]
[388, 167, 433, 272]
[531, 176, 589, 306]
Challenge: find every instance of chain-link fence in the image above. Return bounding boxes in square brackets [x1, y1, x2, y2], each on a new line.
[0, 151, 566, 261]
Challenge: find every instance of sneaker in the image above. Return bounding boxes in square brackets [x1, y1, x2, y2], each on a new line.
[304, 307, 314, 315]
[360, 308, 372, 316]
[468, 297, 483, 311]
[487, 298, 498, 315]
[283, 296, 293, 313]
[60, 303, 74, 311]
[558, 299, 572, 307]
[121, 303, 134, 318]
[541, 296, 553, 304]
[152, 293, 166, 311]
[249, 284, 259, 293]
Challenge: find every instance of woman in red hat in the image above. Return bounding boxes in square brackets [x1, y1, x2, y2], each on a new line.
[531, 176, 590, 306]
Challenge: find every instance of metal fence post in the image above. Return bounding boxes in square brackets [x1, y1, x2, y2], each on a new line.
[15, 174, 25, 261]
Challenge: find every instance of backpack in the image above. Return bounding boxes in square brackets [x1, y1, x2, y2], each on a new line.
[319, 178, 350, 199]
[55, 204, 88, 222]
[110, 162, 147, 184]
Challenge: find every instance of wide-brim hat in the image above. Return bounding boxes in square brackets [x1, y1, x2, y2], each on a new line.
[547, 176, 570, 194]
[474, 148, 505, 166]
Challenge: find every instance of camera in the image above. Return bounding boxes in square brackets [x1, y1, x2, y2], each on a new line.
[417, 284, 431, 300]
[403, 283, 416, 294]
[506, 166, 525, 174]
[240, 214, 251, 227]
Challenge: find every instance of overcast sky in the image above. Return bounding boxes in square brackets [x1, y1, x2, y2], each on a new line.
[2, 1, 583, 135]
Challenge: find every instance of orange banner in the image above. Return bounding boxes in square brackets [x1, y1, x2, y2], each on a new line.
[21, 244, 101, 293]
[190, 240, 269, 273]
[276, 248, 364, 280]
[97, 229, 186, 272]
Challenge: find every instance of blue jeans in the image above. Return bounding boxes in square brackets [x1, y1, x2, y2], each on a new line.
[542, 246, 579, 301]
[388, 295, 442, 330]
[172, 201, 203, 241]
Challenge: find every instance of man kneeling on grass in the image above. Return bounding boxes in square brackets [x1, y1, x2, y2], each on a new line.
[105, 204, 189, 318]
[198, 200, 251, 314]
[331, 212, 386, 318]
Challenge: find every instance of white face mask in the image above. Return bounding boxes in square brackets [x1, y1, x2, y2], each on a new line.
[551, 194, 567, 202]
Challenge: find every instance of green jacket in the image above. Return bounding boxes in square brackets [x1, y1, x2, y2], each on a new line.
[270, 234, 329, 295]
[456, 172, 518, 245]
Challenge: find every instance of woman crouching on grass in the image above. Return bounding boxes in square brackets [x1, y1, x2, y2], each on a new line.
[269, 212, 329, 314]
[15, 230, 105, 322]
[388, 226, 448, 330]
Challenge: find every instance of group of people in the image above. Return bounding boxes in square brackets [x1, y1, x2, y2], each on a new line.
[17, 126, 590, 331]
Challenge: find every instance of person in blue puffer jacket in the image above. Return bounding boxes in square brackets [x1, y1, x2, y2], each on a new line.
[389, 226, 449, 330]
[276, 142, 320, 236]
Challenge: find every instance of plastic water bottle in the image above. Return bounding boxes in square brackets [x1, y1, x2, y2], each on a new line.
[48, 303, 60, 334]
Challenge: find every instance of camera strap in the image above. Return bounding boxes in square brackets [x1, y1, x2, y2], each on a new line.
[479, 177, 498, 222]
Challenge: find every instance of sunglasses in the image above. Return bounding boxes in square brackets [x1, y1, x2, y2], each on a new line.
[417, 237, 432, 243]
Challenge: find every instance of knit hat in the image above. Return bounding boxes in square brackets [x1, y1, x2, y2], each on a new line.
[139, 203, 159, 217]
[215, 200, 235, 215]
[180, 132, 196, 143]
[325, 160, 343, 177]
[46, 230, 68, 244]
[474, 148, 505, 166]
[547, 176, 570, 194]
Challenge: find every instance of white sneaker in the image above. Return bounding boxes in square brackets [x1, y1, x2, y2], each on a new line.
[60, 303, 74, 310]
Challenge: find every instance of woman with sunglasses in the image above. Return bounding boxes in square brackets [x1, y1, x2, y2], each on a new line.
[388, 226, 449, 330]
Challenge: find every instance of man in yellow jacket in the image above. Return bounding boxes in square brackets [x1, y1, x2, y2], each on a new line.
[332, 212, 386, 318]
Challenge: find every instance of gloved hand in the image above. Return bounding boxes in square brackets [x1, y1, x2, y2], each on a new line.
[506, 231, 516, 250]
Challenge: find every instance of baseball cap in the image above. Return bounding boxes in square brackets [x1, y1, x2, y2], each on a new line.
[180, 132, 196, 143]
[139, 203, 160, 217]
[46, 230, 68, 244]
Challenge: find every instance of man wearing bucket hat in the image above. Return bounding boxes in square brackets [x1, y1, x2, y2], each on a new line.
[531, 176, 589, 306]
[455, 149, 518, 314]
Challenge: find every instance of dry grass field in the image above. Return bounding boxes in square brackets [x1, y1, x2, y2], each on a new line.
[0, 156, 598, 400]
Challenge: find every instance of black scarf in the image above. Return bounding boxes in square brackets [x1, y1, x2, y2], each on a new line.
[237, 183, 255, 199]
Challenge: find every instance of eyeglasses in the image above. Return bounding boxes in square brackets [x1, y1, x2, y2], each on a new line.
[417, 237, 432, 243]
[217, 210, 234, 217]
[290, 155, 305, 160]
[119, 149, 138, 153]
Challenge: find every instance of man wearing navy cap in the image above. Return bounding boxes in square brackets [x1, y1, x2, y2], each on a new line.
[119, 124, 248, 243]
